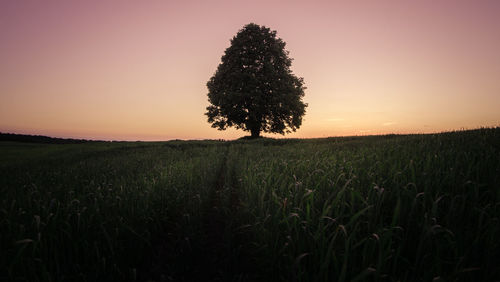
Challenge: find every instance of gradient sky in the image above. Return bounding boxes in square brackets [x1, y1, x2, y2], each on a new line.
[1, 0, 499, 140]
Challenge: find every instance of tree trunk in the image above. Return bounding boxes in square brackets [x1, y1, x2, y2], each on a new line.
[251, 127, 260, 138]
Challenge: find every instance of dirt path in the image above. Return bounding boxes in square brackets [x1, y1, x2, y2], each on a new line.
[193, 149, 258, 281]
[194, 151, 231, 281]
[140, 147, 258, 282]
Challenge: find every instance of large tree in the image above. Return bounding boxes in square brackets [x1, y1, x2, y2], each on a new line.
[206, 23, 307, 138]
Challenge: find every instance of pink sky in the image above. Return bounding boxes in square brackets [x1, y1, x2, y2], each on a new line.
[1, 0, 499, 140]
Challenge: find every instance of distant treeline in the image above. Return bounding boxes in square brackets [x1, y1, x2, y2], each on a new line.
[0, 133, 94, 144]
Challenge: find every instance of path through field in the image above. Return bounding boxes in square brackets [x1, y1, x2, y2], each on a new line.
[141, 147, 258, 282]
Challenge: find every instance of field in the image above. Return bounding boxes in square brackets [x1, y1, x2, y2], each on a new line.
[1, 128, 499, 281]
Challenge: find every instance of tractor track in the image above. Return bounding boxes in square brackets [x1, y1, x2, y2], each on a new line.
[140, 147, 259, 282]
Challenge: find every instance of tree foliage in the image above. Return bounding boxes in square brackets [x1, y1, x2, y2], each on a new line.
[206, 23, 307, 138]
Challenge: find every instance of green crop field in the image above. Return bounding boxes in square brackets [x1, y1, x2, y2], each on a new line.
[1, 128, 499, 281]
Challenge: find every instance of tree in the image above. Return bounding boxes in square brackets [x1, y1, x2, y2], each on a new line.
[206, 23, 307, 138]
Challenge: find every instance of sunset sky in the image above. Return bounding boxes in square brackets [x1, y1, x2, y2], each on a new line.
[1, 0, 499, 141]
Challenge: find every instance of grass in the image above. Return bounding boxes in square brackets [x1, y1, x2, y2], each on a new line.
[1, 128, 499, 281]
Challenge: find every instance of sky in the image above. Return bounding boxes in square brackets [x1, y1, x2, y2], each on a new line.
[1, 0, 499, 141]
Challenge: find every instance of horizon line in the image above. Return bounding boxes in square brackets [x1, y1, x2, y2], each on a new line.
[1, 126, 499, 143]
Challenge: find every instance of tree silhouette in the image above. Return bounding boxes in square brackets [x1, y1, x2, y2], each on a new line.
[206, 23, 307, 138]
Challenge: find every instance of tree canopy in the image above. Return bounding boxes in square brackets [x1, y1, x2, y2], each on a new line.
[206, 23, 307, 138]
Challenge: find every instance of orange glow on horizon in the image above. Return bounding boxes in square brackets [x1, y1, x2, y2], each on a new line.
[1, 0, 499, 141]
